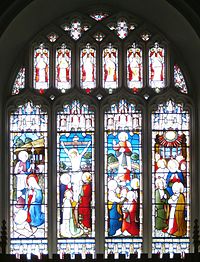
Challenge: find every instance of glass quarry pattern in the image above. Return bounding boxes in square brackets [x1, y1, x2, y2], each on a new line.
[9, 8, 192, 258]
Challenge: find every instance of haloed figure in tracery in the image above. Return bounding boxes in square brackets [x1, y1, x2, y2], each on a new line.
[34, 44, 49, 89]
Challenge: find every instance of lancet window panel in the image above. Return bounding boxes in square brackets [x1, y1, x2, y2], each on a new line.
[55, 43, 72, 91]
[152, 100, 190, 255]
[33, 43, 50, 90]
[102, 44, 118, 90]
[80, 44, 96, 91]
[149, 42, 165, 90]
[57, 100, 95, 257]
[9, 101, 48, 256]
[127, 44, 143, 91]
[104, 99, 143, 257]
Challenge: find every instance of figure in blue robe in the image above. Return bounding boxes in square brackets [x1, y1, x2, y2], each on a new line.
[25, 174, 45, 227]
[166, 159, 184, 196]
[108, 202, 122, 236]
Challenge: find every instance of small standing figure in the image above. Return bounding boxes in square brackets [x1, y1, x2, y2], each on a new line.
[103, 45, 117, 89]
[14, 150, 31, 201]
[155, 178, 168, 230]
[81, 44, 95, 86]
[107, 179, 123, 236]
[166, 159, 184, 196]
[78, 172, 92, 231]
[25, 174, 45, 227]
[155, 158, 169, 180]
[57, 44, 70, 87]
[127, 45, 142, 88]
[121, 191, 139, 236]
[167, 182, 187, 236]
[113, 132, 132, 183]
[149, 43, 164, 88]
[61, 188, 83, 237]
[35, 44, 49, 88]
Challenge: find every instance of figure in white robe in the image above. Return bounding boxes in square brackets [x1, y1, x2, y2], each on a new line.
[61, 189, 83, 237]
[167, 182, 187, 236]
[61, 140, 91, 203]
[113, 132, 132, 184]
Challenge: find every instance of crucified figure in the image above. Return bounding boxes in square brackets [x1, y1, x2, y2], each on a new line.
[61, 138, 91, 202]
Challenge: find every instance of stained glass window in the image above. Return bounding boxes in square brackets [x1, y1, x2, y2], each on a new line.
[10, 101, 48, 256]
[149, 42, 165, 89]
[80, 44, 96, 91]
[102, 44, 118, 90]
[57, 100, 95, 257]
[90, 12, 109, 21]
[104, 99, 143, 257]
[140, 32, 151, 41]
[127, 44, 143, 91]
[62, 19, 90, 41]
[47, 32, 59, 43]
[12, 67, 25, 95]
[108, 18, 135, 39]
[34, 43, 49, 90]
[115, 18, 128, 39]
[174, 64, 188, 94]
[93, 32, 105, 42]
[56, 44, 71, 91]
[7, 8, 193, 258]
[152, 100, 190, 256]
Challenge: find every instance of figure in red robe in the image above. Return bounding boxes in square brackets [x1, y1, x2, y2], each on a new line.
[78, 172, 92, 230]
[121, 191, 139, 236]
